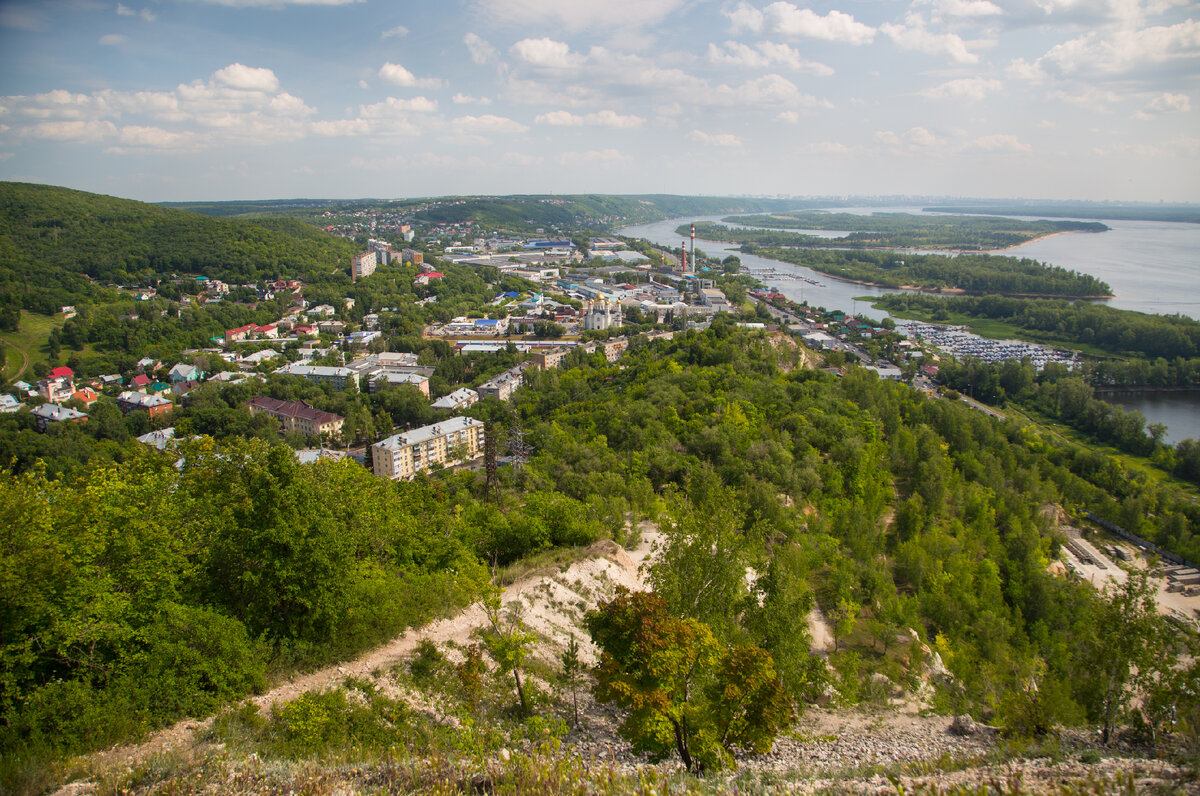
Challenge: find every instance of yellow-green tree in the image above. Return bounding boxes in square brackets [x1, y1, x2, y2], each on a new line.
[586, 588, 793, 772]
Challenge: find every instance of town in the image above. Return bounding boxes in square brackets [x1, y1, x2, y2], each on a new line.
[2, 225, 1092, 483]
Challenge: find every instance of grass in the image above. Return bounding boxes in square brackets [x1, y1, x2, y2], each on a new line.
[0, 310, 66, 382]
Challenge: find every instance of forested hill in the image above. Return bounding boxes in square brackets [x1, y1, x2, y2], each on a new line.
[400, 195, 797, 230]
[0, 182, 358, 313]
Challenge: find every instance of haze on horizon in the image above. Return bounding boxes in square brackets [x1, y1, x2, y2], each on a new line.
[0, 0, 1196, 204]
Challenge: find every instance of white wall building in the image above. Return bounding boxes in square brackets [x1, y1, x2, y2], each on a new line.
[372, 416, 486, 480]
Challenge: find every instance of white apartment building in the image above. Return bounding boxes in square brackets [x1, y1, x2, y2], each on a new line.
[352, 251, 376, 281]
[372, 417, 486, 480]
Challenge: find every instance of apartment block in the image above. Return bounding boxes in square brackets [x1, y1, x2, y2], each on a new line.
[372, 417, 486, 480]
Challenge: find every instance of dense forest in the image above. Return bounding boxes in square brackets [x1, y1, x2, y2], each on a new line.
[739, 245, 1111, 297]
[874, 294, 1200, 362]
[4, 326, 1198, 789]
[411, 195, 796, 231]
[701, 213, 1107, 250]
[0, 183, 359, 312]
[924, 203, 1200, 224]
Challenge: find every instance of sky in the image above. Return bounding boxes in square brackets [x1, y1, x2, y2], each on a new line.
[0, 0, 1196, 203]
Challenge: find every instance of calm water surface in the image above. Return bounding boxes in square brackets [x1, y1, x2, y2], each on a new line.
[619, 209, 1200, 442]
[1104, 392, 1200, 445]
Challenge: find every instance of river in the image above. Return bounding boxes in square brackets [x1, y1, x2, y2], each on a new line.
[618, 208, 1200, 443]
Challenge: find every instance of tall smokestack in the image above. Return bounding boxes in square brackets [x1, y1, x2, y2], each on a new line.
[690, 223, 696, 273]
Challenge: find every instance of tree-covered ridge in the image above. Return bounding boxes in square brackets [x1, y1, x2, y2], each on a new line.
[924, 203, 1200, 224]
[411, 195, 797, 231]
[4, 326, 1198, 786]
[742, 246, 1111, 297]
[874, 294, 1200, 361]
[706, 212, 1107, 250]
[0, 182, 359, 312]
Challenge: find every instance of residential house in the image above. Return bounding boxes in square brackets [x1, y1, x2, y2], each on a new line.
[0, 394, 21, 413]
[38, 374, 75, 403]
[308, 304, 336, 318]
[371, 417, 486, 481]
[136, 428, 177, 451]
[71, 388, 99, 407]
[32, 403, 88, 431]
[168, 362, 202, 383]
[129, 373, 152, 392]
[172, 379, 201, 399]
[247, 396, 344, 438]
[116, 390, 173, 418]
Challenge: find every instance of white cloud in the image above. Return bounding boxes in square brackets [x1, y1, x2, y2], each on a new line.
[213, 63, 280, 93]
[875, 126, 945, 151]
[809, 141, 851, 153]
[453, 93, 492, 104]
[1146, 92, 1190, 112]
[453, 114, 529, 133]
[21, 120, 119, 142]
[960, 133, 1031, 152]
[268, 92, 315, 116]
[1036, 20, 1200, 76]
[556, 148, 631, 165]
[725, 2, 764, 33]
[117, 4, 157, 22]
[312, 118, 375, 136]
[184, 0, 363, 6]
[754, 2, 876, 45]
[0, 5, 44, 31]
[502, 151, 544, 166]
[1, 63, 336, 150]
[378, 62, 443, 89]
[473, 0, 685, 33]
[920, 77, 1002, 101]
[689, 130, 742, 147]
[464, 33, 498, 64]
[114, 125, 194, 150]
[1136, 92, 1192, 116]
[881, 14, 978, 63]
[381, 25, 408, 38]
[99, 34, 126, 46]
[359, 96, 438, 116]
[535, 109, 645, 128]
[778, 110, 800, 123]
[510, 38, 583, 69]
[915, 0, 1001, 19]
[707, 41, 833, 75]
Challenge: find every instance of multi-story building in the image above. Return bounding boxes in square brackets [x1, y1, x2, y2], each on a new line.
[276, 363, 358, 391]
[352, 251, 376, 281]
[530, 348, 568, 370]
[430, 387, 479, 411]
[247, 396, 344, 438]
[477, 365, 526, 401]
[372, 417, 486, 480]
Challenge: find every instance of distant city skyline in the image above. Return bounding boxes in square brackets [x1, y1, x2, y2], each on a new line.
[0, 0, 1196, 203]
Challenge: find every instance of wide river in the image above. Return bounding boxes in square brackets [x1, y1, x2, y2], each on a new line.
[619, 208, 1200, 443]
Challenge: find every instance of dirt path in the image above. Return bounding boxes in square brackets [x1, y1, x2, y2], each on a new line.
[1, 336, 30, 381]
[66, 526, 661, 785]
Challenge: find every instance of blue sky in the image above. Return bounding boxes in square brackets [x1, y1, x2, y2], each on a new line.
[0, 0, 1196, 202]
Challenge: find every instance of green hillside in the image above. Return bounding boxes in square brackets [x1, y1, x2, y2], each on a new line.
[0, 183, 359, 313]
[411, 194, 797, 230]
